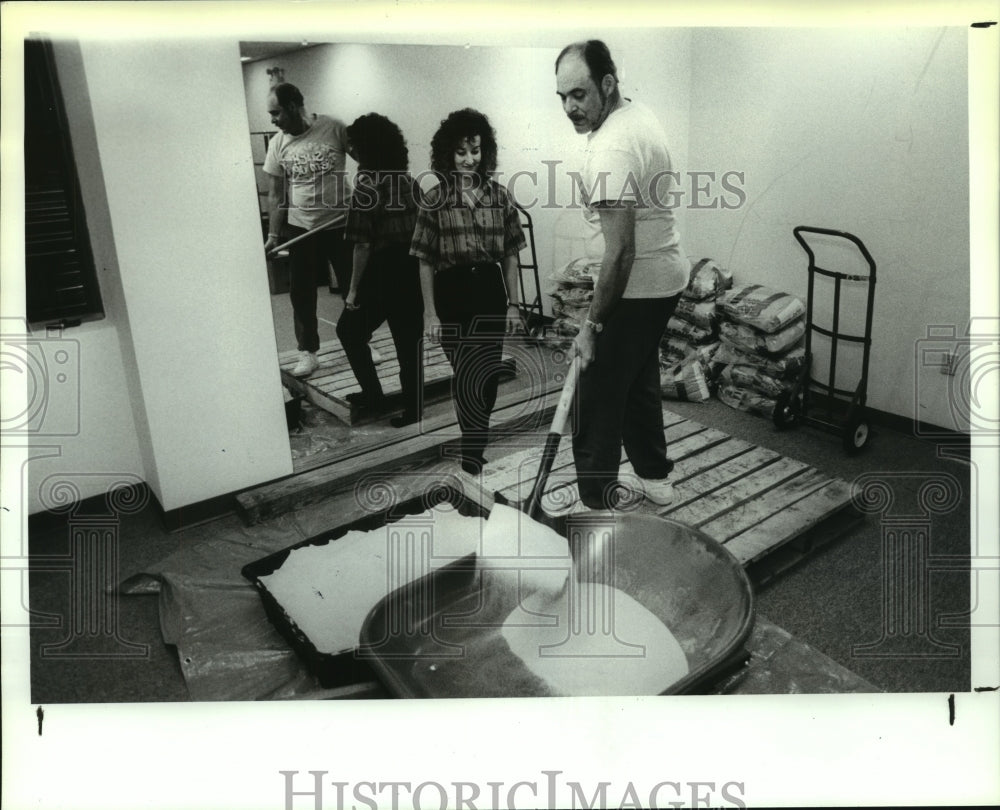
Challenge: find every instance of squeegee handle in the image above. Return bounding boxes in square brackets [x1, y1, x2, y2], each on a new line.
[524, 355, 580, 520]
[266, 221, 339, 256]
[549, 355, 580, 435]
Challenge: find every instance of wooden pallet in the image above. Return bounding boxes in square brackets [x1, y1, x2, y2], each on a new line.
[236, 382, 566, 525]
[474, 407, 856, 567]
[280, 327, 516, 425]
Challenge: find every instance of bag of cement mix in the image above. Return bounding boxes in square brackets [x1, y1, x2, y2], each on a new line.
[675, 297, 720, 332]
[719, 364, 790, 399]
[551, 297, 590, 324]
[720, 318, 806, 355]
[662, 337, 721, 372]
[710, 342, 806, 380]
[660, 358, 711, 402]
[665, 315, 716, 345]
[719, 283, 806, 333]
[551, 284, 593, 307]
[551, 257, 599, 288]
[548, 318, 581, 343]
[683, 258, 733, 301]
[717, 383, 777, 418]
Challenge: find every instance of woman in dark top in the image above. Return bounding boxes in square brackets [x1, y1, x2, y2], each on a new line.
[410, 108, 526, 473]
[337, 113, 424, 427]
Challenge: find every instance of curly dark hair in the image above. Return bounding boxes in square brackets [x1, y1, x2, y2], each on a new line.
[346, 113, 409, 172]
[429, 108, 498, 181]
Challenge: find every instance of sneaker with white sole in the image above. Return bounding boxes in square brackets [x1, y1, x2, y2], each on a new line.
[640, 477, 675, 506]
[291, 351, 319, 377]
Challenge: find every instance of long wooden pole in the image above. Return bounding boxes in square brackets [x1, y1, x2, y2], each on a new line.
[266, 220, 339, 256]
[522, 355, 580, 521]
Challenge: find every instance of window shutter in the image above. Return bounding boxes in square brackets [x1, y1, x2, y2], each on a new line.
[24, 38, 104, 327]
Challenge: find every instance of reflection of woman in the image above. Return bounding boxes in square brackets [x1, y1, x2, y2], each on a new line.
[410, 109, 526, 473]
[336, 113, 424, 427]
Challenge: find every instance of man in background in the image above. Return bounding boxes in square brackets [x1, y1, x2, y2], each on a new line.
[263, 82, 352, 377]
[554, 40, 690, 510]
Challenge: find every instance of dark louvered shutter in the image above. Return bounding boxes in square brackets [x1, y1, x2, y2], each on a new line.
[24, 39, 104, 327]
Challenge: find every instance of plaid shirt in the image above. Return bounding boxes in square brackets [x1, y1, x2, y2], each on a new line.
[345, 170, 420, 249]
[409, 178, 526, 269]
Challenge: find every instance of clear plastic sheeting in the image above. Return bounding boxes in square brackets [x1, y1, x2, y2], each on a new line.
[289, 400, 390, 462]
[157, 572, 326, 701]
[714, 617, 880, 695]
[119, 506, 878, 700]
[118, 511, 365, 700]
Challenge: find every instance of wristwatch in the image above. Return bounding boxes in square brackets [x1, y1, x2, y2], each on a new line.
[584, 318, 604, 334]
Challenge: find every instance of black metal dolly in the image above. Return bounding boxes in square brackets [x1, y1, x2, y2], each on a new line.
[513, 202, 545, 332]
[772, 226, 877, 454]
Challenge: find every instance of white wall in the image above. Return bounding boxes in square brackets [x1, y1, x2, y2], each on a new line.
[29, 38, 295, 514]
[243, 30, 692, 311]
[686, 27, 970, 426]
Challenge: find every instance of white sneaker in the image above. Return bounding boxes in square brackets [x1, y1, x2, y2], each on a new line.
[640, 477, 675, 506]
[291, 351, 319, 377]
[370, 344, 385, 364]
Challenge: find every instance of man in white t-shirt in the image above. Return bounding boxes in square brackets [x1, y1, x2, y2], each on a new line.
[555, 40, 690, 510]
[263, 83, 352, 377]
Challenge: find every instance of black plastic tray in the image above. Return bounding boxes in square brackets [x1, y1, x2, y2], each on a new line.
[358, 511, 755, 698]
[241, 485, 488, 689]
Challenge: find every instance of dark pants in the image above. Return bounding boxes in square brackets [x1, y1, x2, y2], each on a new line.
[572, 294, 682, 509]
[335, 246, 424, 416]
[287, 224, 352, 353]
[433, 263, 508, 465]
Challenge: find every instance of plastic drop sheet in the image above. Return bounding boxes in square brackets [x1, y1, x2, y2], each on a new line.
[119, 512, 374, 701]
[157, 572, 323, 701]
[713, 617, 880, 695]
[119, 510, 878, 700]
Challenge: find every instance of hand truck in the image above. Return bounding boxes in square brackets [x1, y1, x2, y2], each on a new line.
[773, 226, 877, 455]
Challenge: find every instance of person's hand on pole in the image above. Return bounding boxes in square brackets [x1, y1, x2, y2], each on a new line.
[572, 326, 597, 371]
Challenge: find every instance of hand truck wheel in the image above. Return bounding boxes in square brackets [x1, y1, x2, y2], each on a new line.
[842, 412, 871, 455]
[772, 389, 802, 430]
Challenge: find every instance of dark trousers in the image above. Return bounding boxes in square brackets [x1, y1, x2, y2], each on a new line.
[572, 294, 682, 509]
[335, 246, 424, 416]
[287, 224, 352, 353]
[433, 264, 508, 465]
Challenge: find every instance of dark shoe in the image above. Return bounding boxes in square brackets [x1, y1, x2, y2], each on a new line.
[461, 456, 486, 475]
[390, 411, 421, 428]
[346, 391, 387, 413]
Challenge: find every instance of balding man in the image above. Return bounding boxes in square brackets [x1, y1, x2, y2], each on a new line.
[555, 40, 690, 510]
[263, 83, 352, 377]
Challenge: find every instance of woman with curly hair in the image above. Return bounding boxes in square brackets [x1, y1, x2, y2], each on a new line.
[410, 108, 526, 474]
[337, 113, 424, 427]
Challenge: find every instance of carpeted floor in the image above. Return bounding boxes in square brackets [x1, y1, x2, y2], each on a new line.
[26, 393, 973, 702]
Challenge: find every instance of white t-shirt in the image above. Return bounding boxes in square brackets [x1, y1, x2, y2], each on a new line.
[263, 114, 351, 230]
[578, 101, 689, 298]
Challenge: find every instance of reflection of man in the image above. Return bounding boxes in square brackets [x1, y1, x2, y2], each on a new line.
[263, 83, 352, 377]
[555, 40, 689, 509]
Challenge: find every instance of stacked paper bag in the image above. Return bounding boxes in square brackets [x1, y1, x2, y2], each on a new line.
[548, 257, 600, 342]
[659, 259, 731, 401]
[713, 282, 807, 417]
